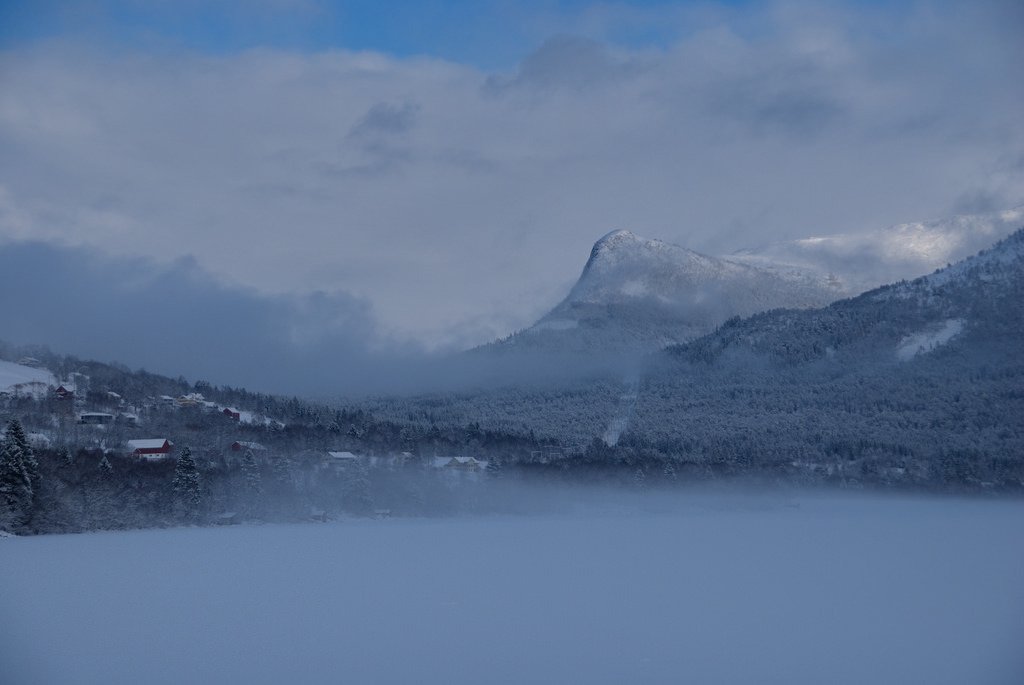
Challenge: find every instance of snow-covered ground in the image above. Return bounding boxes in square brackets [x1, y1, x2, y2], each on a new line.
[2, 492, 1022, 685]
[896, 318, 965, 361]
[0, 359, 55, 396]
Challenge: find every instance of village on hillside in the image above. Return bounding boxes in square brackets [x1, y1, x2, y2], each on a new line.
[0, 353, 512, 535]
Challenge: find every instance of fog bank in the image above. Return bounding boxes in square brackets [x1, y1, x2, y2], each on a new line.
[2, 492, 1022, 684]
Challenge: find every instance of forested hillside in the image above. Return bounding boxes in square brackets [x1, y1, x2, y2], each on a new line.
[0, 345, 552, 535]
[369, 230, 1024, 490]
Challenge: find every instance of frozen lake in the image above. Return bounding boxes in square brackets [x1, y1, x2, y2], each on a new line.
[2, 492, 1023, 684]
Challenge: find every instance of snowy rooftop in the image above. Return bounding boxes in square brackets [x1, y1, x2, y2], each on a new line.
[127, 439, 171, 450]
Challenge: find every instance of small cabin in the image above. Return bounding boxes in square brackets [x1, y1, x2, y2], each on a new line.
[433, 456, 484, 471]
[448, 456, 483, 471]
[127, 438, 174, 460]
[325, 451, 361, 471]
[214, 512, 240, 526]
[55, 384, 75, 400]
[223, 408, 241, 421]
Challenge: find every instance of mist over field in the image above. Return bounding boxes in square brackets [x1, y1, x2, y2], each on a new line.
[2, 490, 1022, 685]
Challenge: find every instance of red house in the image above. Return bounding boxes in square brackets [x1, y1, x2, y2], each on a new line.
[55, 385, 75, 400]
[127, 439, 174, 459]
[223, 408, 241, 420]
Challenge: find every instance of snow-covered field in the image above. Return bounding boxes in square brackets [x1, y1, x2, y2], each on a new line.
[2, 492, 1022, 685]
[0, 359, 55, 396]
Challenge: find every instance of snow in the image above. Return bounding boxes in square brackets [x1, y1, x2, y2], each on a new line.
[236, 409, 283, 428]
[529, 229, 839, 353]
[0, 359, 55, 396]
[896, 319, 965, 361]
[620, 278, 649, 297]
[26, 433, 51, 449]
[126, 439, 170, 450]
[3, 493, 1021, 685]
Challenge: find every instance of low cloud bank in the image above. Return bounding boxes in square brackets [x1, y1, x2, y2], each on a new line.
[0, 242, 635, 396]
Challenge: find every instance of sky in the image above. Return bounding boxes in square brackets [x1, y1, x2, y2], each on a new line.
[0, 0, 1022, 392]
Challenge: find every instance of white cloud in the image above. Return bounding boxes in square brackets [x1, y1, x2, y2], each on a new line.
[0, 1, 1021, 350]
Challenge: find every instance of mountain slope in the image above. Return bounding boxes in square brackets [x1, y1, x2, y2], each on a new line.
[495, 230, 842, 354]
[612, 228, 1024, 478]
[674, 227, 1024, 366]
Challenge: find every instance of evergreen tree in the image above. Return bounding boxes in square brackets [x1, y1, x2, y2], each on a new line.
[88, 454, 118, 529]
[271, 452, 292, 488]
[485, 455, 504, 478]
[633, 467, 647, 490]
[663, 460, 678, 482]
[241, 448, 263, 517]
[58, 446, 73, 467]
[5, 419, 39, 492]
[343, 462, 373, 514]
[242, 449, 262, 496]
[172, 447, 201, 518]
[0, 435, 33, 530]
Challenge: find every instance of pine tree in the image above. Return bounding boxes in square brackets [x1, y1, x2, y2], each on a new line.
[271, 452, 292, 489]
[663, 460, 677, 482]
[343, 462, 373, 514]
[88, 454, 118, 529]
[242, 449, 262, 513]
[58, 446, 73, 467]
[0, 435, 33, 530]
[485, 455, 504, 478]
[172, 447, 201, 518]
[633, 466, 647, 490]
[242, 449, 262, 494]
[5, 419, 39, 492]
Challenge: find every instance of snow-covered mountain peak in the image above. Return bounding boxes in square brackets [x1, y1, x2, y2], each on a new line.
[495, 230, 841, 353]
[583, 230, 712, 278]
[594, 229, 641, 248]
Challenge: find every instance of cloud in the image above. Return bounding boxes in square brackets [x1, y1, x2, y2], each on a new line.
[0, 241, 400, 395]
[0, 1, 1021, 353]
[488, 35, 641, 91]
[0, 240, 639, 396]
[349, 101, 419, 137]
